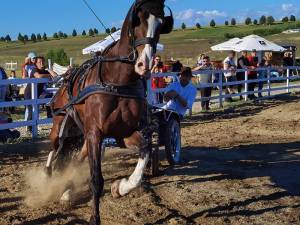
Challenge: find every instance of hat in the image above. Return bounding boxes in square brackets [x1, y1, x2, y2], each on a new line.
[27, 52, 37, 60]
[180, 67, 192, 77]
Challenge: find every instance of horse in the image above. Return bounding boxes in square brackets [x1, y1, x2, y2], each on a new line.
[46, 0, 173, 224]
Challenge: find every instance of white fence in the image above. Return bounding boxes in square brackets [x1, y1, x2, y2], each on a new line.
[0, 66, 299, 138]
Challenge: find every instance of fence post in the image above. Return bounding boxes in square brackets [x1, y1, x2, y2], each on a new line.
[267, 68, 271, 96]
[31, 81, 39, 138]
[70, 58, 73, 67]
[286, 68, 290, 93]
[218, 71, 223, 108]
[48, 59, 52, 70]
[244, 70, 248, 101]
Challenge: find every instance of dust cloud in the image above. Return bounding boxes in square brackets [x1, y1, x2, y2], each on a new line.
[24, 161, 90, 208]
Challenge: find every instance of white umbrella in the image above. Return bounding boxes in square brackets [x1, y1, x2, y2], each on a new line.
[83, 30, 164, 55]
[211, 38, 242, 51]
[233, 35, 286, 52]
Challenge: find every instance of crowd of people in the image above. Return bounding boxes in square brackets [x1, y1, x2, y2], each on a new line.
[0, 52, 58, 140]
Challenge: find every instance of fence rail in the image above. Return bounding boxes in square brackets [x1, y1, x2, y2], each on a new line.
[0, 66, 299, 137]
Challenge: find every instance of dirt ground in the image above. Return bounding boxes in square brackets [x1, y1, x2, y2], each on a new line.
[1, 94, 300, 225]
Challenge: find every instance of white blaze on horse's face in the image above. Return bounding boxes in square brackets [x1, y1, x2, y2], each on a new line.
[135, 14, 162, 78]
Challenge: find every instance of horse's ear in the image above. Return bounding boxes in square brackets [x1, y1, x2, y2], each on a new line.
[160, 6, 173, 34]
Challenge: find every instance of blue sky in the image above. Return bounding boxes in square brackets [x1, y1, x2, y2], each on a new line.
[0, 0, 299, 39]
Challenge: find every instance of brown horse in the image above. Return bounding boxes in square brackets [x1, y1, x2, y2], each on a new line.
[46, 0, 173, 224]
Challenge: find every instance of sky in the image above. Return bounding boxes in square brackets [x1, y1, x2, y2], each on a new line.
[0, 0, 299, 39]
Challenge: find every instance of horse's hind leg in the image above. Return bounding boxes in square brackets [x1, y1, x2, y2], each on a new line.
[111, 131, 150, 198]
[86, 128, 103, 225]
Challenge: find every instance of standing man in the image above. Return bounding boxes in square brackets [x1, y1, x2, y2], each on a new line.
[193, 56, 213, 110]
[237, 51, 250, 100]
[163, 67, 197, 118]
[24, 56, 57, 132]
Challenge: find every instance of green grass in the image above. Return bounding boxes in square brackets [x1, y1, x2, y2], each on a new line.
[0, 22, 300, 73]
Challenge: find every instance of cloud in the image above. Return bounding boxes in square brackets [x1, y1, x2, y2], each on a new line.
[281, 3, 299, 14]
[175, 9, 226, 21]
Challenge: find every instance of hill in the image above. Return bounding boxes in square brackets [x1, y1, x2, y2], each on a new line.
[0, 22, 300, 73]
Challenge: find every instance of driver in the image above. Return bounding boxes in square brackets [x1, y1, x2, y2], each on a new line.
[163, 67, 197, 118]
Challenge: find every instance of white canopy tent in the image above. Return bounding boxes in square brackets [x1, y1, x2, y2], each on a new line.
[82, 30, 164, 55]
[211, 38, 241, 51]
[232, 35, 286, 52]
[211, 35, 286, 52]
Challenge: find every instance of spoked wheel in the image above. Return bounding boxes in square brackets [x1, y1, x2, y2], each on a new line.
[165, 118, 181, 165]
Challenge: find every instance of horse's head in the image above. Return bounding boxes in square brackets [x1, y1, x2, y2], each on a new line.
[123, 0, 174, 78]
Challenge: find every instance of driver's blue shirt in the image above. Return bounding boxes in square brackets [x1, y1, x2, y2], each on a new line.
[163, 81, 197, 117]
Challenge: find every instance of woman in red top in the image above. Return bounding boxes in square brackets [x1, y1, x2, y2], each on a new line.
[247, 50, 259, 99]
[151, 55, 166, 103]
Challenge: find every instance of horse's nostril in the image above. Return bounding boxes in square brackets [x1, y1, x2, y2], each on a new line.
[137, 62, 144, 67]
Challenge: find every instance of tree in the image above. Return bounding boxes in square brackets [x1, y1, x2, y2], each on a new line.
[259, 15, 266, 25]
[210, 19, 216, 27]
[282, 16, 289, 23]
[245, 17, 252, 25]
[110, 26, 117, 33]
[82, 30, 86, 36]
[18, 33, 24, 42]
[181, 23, 186, 30]
[253, 19, 258, 25]
[63, 33, 68, 38]
[36, 33, 42, 41]
[58, 31, 64, 38]
[231, 18, 236, 26]
[89, 28, 95, 36]
[195, 23, 201, 29]
[93, 28, 99, 35]
[43, 33, 47, 41]
[5, 34, 11, 42]
[31, 33, 37, 42]
[225, 20, 229, 26]
[53, 32, 59, 39]
[46, 48, 69, 66]
[290, 15, 296, 22]
[24, 35, 29, 41]
[0, 37, 5, 42]
[72, 29, 77, 37]
[266, 16, 275, 25]
[105, 28, 110, 34]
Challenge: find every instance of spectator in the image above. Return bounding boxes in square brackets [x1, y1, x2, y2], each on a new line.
[163, 67, 197, 118]
[223, 51, 237, 102]
[22, 57, 31, 79]
[171, 60, 183, 72]
[25, 52, 38, 78]
[237, 51, 250, 99]
[24, 56, 57, 132]
[197, 54, 205, 66]
[193, 56, 213, 110]
[257, 56, 272, 98]
[0, 67, 8, 112]
[247, 49, 259, 99]
[151, 55, 166, 103]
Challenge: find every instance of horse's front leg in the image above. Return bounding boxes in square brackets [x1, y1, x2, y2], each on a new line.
[111, 131, 150, 198]
[86, 128, 103, 225]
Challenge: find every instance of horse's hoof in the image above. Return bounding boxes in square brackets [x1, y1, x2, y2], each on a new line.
[111, 180, 121, 198]
[60, 189, 72, 207]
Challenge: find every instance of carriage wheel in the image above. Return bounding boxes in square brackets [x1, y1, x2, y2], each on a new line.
[150, 130, 159, 176]
[165, 118, 181, 165]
